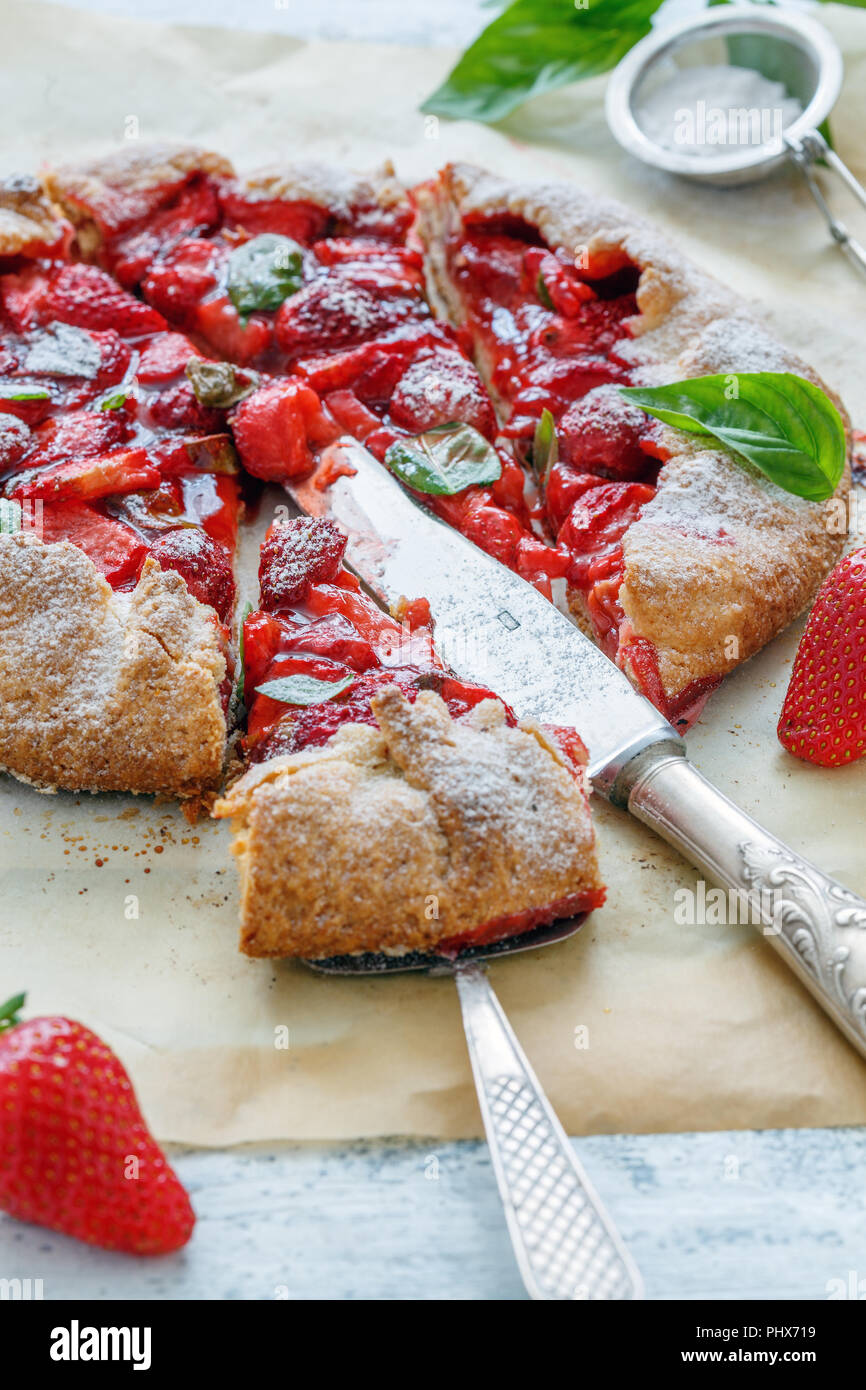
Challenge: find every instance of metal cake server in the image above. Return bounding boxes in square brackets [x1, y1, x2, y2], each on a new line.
[306, 923, 644, 1301]
[289, 441, 866, 1063]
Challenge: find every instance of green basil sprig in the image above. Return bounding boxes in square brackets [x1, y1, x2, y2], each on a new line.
[620, 372, 846, 503]
[385, 422, 502, 496]
[0, 386, 50, 402]
[227, 234, 306, 319]
[422, 0, 658, 123]
[420, 0, 859, 125]
[532, 407, 558, 484]
[255, 673, 355, 706]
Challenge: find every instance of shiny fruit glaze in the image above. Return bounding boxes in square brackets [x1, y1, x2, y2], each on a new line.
[244, 516, 513, 759]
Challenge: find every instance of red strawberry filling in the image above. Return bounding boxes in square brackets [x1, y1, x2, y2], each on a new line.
[243, 518, 508, 760]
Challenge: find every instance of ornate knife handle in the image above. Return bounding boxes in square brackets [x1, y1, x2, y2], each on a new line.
[453, 959, 644, 1300]
[626, 749, 866, 1059]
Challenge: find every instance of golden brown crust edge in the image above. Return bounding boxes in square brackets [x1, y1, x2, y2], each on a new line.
[0, 534, 228, 798]
[416, 162, 850, 703]
[42, 143, 235, 251]
[213, 687, 603, 958]
[0, 175, 70, 258]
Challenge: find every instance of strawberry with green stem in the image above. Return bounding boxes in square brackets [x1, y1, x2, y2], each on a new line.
[0, 993, 194, 1254]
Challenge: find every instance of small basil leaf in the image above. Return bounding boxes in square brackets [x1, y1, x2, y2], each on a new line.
[0, 498, 22, 534]
[536, 273, 554, 310]
[620, 372, 846, 503]
[99, 389, 128, 411]
[255, 673, 355, 706]
[25, 322, 101, 379]
[532, 407, 558, 484]
[0, 385, 50, 401]
[384, 422, 502, 496]
[227, 234, 305, 318]
[234, 600, 254, 707]
[186, 358, 259, 409]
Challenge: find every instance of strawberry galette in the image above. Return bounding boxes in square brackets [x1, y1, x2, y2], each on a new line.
[214, 515, 604, 958]
[0, 144, 850, 818]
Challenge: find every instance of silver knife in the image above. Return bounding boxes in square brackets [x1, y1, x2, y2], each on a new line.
[287, 439, 866, 1060]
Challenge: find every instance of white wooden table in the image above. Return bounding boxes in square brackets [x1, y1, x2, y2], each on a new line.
[3, 0, 863, 1302]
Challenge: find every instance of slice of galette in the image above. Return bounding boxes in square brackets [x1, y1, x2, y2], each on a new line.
[213, 516, 604, 958]
[0, 200, 242, 802]
[414, 162, 851, 727]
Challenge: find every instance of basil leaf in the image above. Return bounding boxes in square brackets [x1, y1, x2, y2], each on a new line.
[255, 673, 355, 706]
[536, 273, 554, 310]
[532, 407, 558, 484]
[0, 385, 50, 401]
[385, 423, 502, 496]
[422, 0, 658, 123]
[0, 499, 22, 534]
[186, 358, 259, 409]
[25, 322, 101, 379]
[620, 372, 846, 503]
[227, 234, 305, 318]
[233, 600, 254, 703]
[99, 389, 128, 411]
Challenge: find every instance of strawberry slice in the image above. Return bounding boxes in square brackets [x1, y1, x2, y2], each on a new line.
[274, 274, 425, 360]
[546, 461, 613, 532]
[13, 448, 159, 502]
[313, 238, 423, 271]
[274, 613, 380, 672]
[109, 176, 222, 287]
[136, 332, 201, 384]
[559, 481, 656, 589]
[230, 380, 336, 480]
[146, 527, 235, 622]
[0, 263, 166, 336]
[778, 548, 866, 767]
[193, 296, 271, 365]
[558, 384, 653, 481]
[219, 188, 331, 242]
[295, 325, 447, 400]
[259, 516, 347, 610]
[21, 408, 132, 466]
[525, 248, 597, 317]
[144, 382, 224, 434]
[40, 501, 149, 586]
[140, 238, 222, 326]
[389, 346, 497, 438]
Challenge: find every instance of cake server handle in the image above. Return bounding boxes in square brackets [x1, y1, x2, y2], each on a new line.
[785, 130, 866, 278]
[625, 747, 866, 1059]
[453, 958, 644, 1301]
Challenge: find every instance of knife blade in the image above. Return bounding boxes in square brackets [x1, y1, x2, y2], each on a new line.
[288, 440, 677, 784]
[284, 438, 866, 1062]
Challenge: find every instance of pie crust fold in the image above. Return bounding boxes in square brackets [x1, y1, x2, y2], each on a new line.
[415, 162, 851, 710]
[213, 685, 604, 958]
[0, 534, 227, 798]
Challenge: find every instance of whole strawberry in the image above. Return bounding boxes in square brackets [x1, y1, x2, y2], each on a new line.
[0, 994, 194, 1255]
[778, 548, 866, 767]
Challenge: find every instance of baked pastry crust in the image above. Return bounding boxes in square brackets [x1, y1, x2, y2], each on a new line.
[0, 175, 71, 259]
[416, 162, 851, 705]
[213, 686, 603, 958]
[0, 533, 227, 798]
[232, 159, 405, 218]
[43, 143, 234, 249]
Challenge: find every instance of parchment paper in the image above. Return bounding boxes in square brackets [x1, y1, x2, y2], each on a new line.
[1, 1, 865, 1143]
